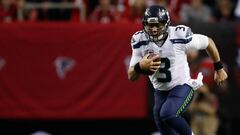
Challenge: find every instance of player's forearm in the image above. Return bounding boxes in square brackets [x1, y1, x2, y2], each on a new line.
[206, 37, 221, 63]
[128, 66, 140, 81]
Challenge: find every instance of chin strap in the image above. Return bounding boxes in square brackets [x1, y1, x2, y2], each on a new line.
[144, 26, 168, 42]
[150, 34, 163, 42]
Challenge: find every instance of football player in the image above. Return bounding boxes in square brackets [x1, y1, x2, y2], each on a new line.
[128, 5, 228, 135]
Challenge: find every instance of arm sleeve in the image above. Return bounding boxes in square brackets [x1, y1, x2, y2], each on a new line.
[186, 34, 209, 50]
[129, 48, 142, 67]
[129, 34, 143, 67]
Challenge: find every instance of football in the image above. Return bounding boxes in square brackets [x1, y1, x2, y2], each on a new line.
[143, 53, 161, 75]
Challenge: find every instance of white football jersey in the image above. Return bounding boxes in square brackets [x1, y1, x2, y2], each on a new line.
[129, 25, 209, 91]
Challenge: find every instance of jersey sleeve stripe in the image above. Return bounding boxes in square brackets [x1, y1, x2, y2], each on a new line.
[133, 41, 150, 49]
[170, 38, 192, 44]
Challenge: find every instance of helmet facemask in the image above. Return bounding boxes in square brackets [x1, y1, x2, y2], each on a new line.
[143, 17, 168, 42]
[142, 6, 170, 42]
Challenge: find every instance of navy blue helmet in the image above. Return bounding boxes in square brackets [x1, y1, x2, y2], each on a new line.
[142, 5, 170, 42]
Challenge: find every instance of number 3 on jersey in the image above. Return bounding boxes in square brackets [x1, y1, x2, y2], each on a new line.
[157, 58, 172, 82]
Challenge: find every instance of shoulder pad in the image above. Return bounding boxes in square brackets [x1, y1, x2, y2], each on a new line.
[131, 30, 149, 49]
[169, 25, 193, 39]
[131, 30, 144, 44]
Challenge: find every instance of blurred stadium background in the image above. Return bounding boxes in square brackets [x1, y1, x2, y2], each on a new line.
[0, 0, 240, 135]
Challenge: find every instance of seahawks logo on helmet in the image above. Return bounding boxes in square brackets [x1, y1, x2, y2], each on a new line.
[54, 56, 75, 79]
[158, 9, 166, 19]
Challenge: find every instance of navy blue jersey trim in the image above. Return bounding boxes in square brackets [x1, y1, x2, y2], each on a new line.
[133, 41, 149, 49]
[170, 38, 192, 44]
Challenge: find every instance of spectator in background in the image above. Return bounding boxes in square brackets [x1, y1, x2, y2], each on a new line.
[86, 0, 97, 16]
[180, 0, 213, 23]
[147, 0, 167, 7]
[19, 0, 39, 22]
[187, 48, 231, 135]
[187, 48, 229, 100]
[45, 0, 72, 21]
[24, 0, 72, 21]
[146, 0, 190, 23]
[213, 0, 235, 22]
[89, 0, 120, 23]
[71, 0, 86, 22]
[21, 0, 37, 22]
[153, 0, 182, 24]
[111, 0, 130, 22]
[188, 85, 219, 135]
[0, 0, 17, 22]
[124, 0, 146, 23]
[203, 0, 217, 9]
[190, 56, 229, 94]
[113, 0, 128, 14]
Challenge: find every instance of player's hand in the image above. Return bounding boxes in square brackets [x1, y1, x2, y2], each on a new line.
[139, 54, 161, 72]
[214, 69, 228, 86]
[187, 72, 204, 91]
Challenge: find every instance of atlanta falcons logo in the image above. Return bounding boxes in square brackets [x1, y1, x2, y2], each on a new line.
[54, 56, 75, 79]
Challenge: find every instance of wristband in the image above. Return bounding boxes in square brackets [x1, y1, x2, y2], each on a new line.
[213, 61, 223, 71]
[134, 62, 143, 74]
[134, 62, 154, 75]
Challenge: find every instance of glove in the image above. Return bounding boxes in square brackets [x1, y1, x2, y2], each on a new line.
[187, 72, 204, 91]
